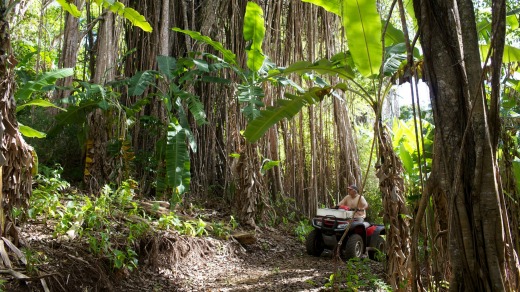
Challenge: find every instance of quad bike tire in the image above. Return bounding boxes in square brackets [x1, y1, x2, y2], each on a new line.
[306, 229, 324, 256]
[368, 234, 385, 261]
[341, 233, 364, 260]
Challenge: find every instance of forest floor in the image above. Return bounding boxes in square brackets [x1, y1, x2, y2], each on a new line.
[3, 200, 388, 292]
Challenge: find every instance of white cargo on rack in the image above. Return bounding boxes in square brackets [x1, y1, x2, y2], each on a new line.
[316, 208, 354, 219]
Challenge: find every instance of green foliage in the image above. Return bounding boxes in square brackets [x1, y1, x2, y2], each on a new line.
[22, 247, 44, 274]
[268, 54, 355, 80]
[325, 257, 392, 291]
[29, 166, 71, 221]
[157, 212, 209, 237]
[263, 194, 300, 228]
[261, 159, 280, 175]
[243, 2, 266, 72]
[392, 118, 434, 197]
[164, 120, 191, 198]
[513, 160, 520, 196]
[55, 0, 152, 32]
[174, 1, 336, 142]
[14, 68, 71, 138]
[29, 172, 146, 271]
[172, 28, 237, 65]
[229, 216, 239, 230]
[480, 44, 520, 63]
[157, 212, 182, 230]
[294, 219, 313, 242]
[18, 124, 47, 138]
[243, 87, 330, 142]
[55, 0, 81, 17]
[210, 222, 230, 239]
[303, 0, 383, 77]
[126, 55, 217, 200]
[15, 68, 73, 102]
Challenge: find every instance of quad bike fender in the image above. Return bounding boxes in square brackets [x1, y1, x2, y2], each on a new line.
[367, 225, 385, 245]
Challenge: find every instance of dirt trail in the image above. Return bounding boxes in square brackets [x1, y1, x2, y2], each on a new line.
[120, 228, 385, 291]
[6, 221, 385, 291]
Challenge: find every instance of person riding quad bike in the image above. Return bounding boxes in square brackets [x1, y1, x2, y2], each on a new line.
[337, 185, 368, 221]
[306, 185, 385, 261]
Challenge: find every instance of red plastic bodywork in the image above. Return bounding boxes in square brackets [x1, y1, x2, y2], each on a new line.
[366, 225, 377, 237]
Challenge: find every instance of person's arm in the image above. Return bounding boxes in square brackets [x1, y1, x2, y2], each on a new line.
[358, 196, 368, 210]
[338, 196, 348, 207]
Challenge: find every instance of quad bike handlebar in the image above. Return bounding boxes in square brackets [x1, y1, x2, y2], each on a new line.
[333, 206, 365, 212]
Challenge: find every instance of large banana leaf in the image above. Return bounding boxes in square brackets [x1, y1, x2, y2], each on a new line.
[243, 1, 266, 72]
[97, 0, 152, 32]
[243, 87, 329, 142]
[56, 0, 152, 32]
[173, 28, 237, 65]
[404, 0, 416, 23]
[480, 44, 520, 63]
[302, 0, 341, 15]
[398, 142, 414, 174]
[19, 124, 46, 138]
[47, 100, 100, 138]
[176, 91, 207, 126]
[55, 0, 81, 17]
[342, 0, 382, 77]
[513, 159, 520, 195]
[16, 99, 66, 113]
[127, 71, 157, 96]
[119, 7, 153, 32]
[268, 57, 355, 80]
[166, 122, 191, 195]
[15, 68, 74, 101]
[304, 0, 383, 78]
[384, 22, 405, 46]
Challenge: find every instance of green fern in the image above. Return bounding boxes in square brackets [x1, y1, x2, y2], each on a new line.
[237, 84, 265, 121]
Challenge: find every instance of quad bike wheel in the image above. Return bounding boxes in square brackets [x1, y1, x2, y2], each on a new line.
[306, 229, 325, 256]
[341, 233, 363, 260]
[368, 234, 385, 261]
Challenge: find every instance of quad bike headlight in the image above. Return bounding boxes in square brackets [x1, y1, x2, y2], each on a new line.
[337, 223, 348, 229]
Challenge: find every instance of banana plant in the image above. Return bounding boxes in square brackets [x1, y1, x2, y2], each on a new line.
[302, 0, 382, 78]
[174, 2, 347, 143]
[242, 0, 423, 143]
[125, 54, 227, 200]
[392, 118, 433, 192]
[15, 68, 72, 138]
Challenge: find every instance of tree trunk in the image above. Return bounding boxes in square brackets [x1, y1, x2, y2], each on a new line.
[54, 0, 84, 103]
[413, 0, 519, 289]
[85, 6, 126, 193]
[500, 127, 520, 257]
[375, 123, 411, 290]
[0, 4, 34, 240]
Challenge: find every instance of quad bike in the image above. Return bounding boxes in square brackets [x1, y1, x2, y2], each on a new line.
[305, 207, 386, 261]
